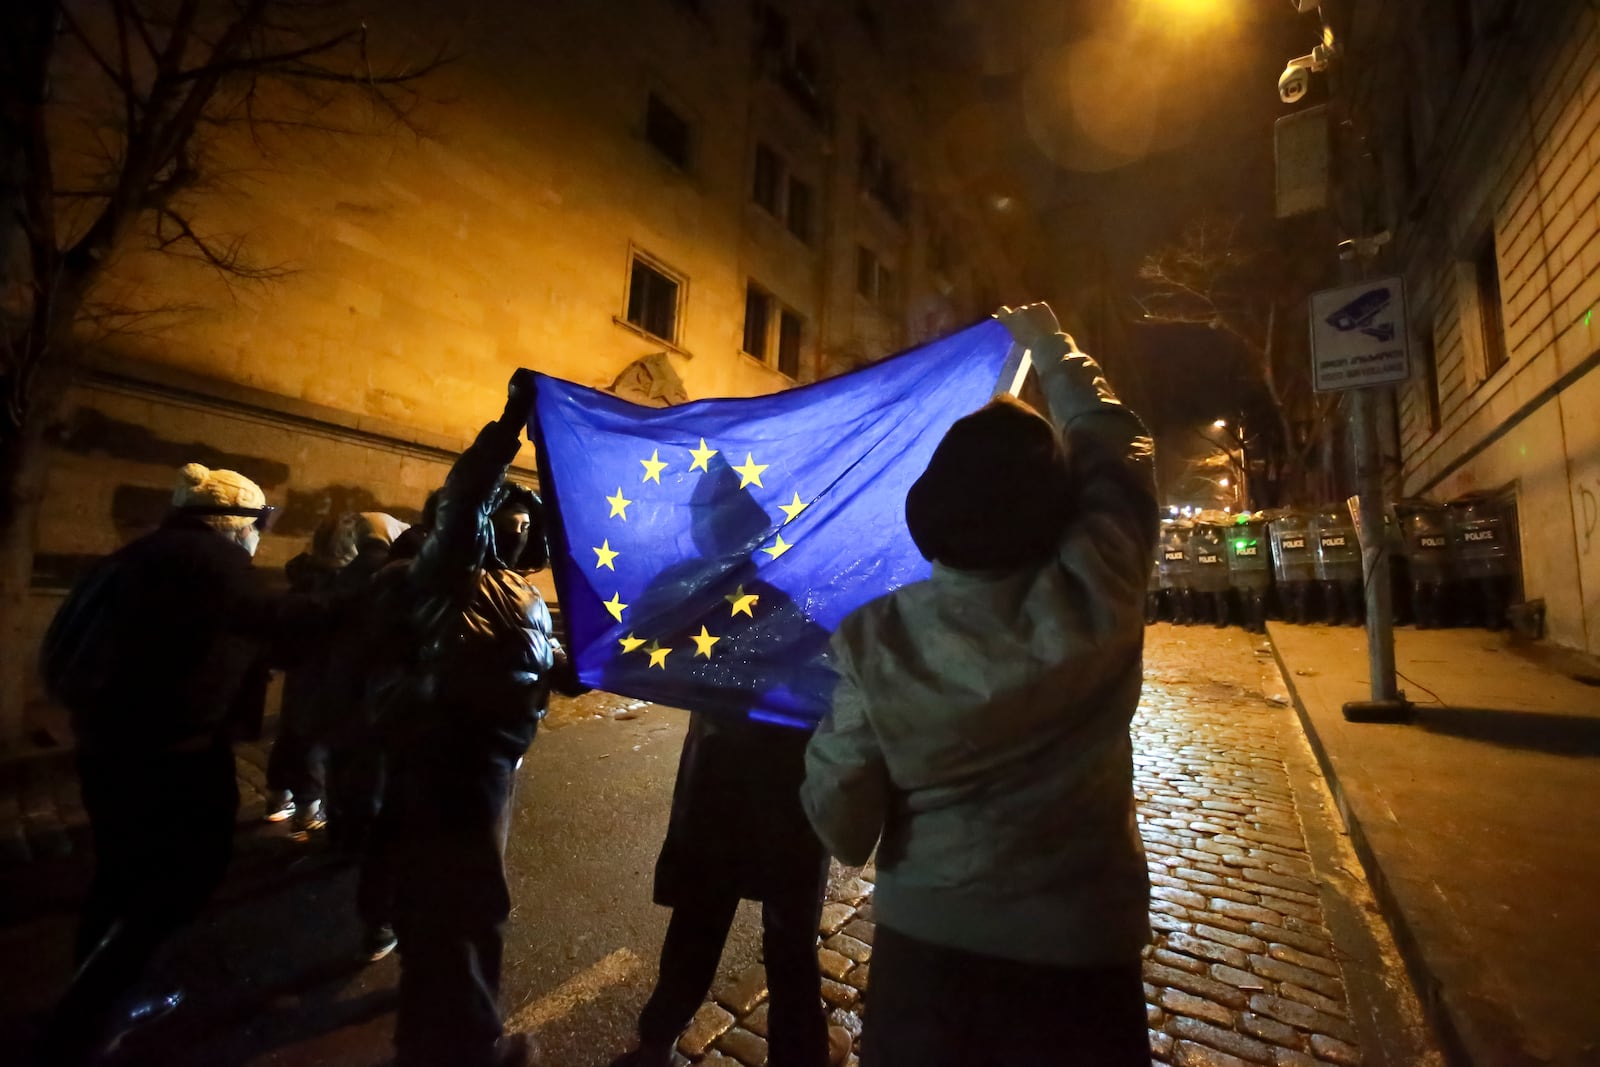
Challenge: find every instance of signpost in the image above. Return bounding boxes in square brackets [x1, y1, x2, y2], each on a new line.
[1308, 270, 1413, 722]
[1310, 277, 1411, 392]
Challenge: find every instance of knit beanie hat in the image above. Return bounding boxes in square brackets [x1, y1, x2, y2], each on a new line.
[172, 463, 267, 533]
[904, 395, 1073, 571]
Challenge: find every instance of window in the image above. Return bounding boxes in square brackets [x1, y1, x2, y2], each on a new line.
[855, 245, 896, 309]
[1418, 323, 1442, 432]
[858, 127, 880, 190]
[626, 253, 683, 343]
[743, 280, 805, 379]
[856, 246, 878, 299]
[752, 143, 815, 245]
[778, 309, 803, 378]
[1474, 235, 1507, 379]
[743, 283, 773, 359]
[786, 176, 813, 242]
[857, 122, 908, 221]
[753, 144, 782, 213]
[645, 93, 692, 169]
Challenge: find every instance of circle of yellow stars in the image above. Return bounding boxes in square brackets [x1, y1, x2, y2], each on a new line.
[596, 437, 808, 669]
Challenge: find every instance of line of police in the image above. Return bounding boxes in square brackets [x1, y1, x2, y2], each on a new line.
[1147, 495, 1518, 634]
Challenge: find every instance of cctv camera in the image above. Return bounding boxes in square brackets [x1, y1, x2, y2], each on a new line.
[1277, 50, 1328, 104]
[1279, 62, 1311, 104]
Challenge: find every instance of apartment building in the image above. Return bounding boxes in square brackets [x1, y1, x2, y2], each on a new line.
[12, 0, 1035, 741]
[1337, 0, 1599, 654]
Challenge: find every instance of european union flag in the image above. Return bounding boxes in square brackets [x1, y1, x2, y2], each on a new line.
[529, 318, 1018, 728]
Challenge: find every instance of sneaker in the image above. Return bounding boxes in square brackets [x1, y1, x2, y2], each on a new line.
[289, 798, 326, 837]
[364, 923, 398, 963]
[264, 790, 295, 822]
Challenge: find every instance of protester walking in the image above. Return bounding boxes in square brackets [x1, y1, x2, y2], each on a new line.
[377, 374, 577, 1067]
[35, 463, 317, 1066]
[801, 304, 1159, 1067]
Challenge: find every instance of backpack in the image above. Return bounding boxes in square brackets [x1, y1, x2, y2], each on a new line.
[38, 557, 127, 714]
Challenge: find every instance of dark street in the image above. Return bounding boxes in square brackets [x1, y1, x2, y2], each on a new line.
[1, 628, 1448, 1066]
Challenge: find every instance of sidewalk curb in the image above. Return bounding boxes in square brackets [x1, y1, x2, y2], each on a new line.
[1265, 630, 1476, 1067]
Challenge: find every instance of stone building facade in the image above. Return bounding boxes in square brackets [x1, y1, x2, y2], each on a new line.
[1338, 0, 1600, 655]
[13, 0, 1036, 742]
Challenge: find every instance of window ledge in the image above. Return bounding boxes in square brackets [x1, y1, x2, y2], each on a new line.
[612, 316, 694, 358]
[737, 348, 797, 382]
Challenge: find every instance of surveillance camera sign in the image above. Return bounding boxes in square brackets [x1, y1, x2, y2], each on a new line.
[1309, 277, 1411, 392]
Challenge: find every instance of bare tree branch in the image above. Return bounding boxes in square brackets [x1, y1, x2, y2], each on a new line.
[153, 207, 293, 280]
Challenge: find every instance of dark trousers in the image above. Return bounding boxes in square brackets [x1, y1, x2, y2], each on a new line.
[326, 742, 384, 850]
[860, 925, 1149, 1067]
[640, 886, 828, 1067]
[265, 723, 325, 803]
[44, 743, 237, 1059]
[385, 735, 522, 1067]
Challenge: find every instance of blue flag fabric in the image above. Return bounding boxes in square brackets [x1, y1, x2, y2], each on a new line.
[529, 318, 1017, 728]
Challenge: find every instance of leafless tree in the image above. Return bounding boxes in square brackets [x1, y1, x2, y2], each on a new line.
[1132, 215, 1340, 507]
[0, 0, 446, 744]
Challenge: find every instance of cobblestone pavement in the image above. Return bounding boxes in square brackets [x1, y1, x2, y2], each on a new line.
[660, 625, 1419, 1067]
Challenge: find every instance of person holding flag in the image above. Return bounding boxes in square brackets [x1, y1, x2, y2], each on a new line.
[801, 305, 1159, 1066]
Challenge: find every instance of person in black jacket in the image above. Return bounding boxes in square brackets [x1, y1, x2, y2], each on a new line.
[378, 374, 577, 1067]
[264, 515, 353, 833]
[36, 462, 311, 1065]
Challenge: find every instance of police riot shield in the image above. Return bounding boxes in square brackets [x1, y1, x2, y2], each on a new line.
[1312, 506, 1362, 626]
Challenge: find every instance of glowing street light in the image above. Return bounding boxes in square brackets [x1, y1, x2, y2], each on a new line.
[1218, 477, 1231, 488]
[1213, 418, 1228, 429]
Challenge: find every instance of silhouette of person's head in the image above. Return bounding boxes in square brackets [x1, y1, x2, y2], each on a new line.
[690, 457, 768, 563]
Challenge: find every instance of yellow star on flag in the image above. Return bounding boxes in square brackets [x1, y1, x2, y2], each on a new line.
[732, 453, 768, 489]
[691, 626, 720, 658]
[640, 449, 668, 484]
[603, 592, 628, 622]
[618, 632, 646, 653]
[593, 540, 619, 570]
[646, 641, 672, 669]
[688, 438, 718, 473]
[726, 584, 760, 618]
[607, 488, 632, 520]
[762, 534, 793, 560]
[779, 492, 808, 524]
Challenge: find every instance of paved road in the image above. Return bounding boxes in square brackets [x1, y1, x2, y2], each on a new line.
[0, 628, 1436, 1066]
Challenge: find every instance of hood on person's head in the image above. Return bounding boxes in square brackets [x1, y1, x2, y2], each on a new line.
[312, 513, 362, 567]
[352, 512, 410, 549]
[172, 462, 272, 556]
[904, 394, 1072, 572]
[490, 482, 548, 571]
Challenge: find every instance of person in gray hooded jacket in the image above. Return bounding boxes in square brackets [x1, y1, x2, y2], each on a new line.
[801, 304, 1158, 1066]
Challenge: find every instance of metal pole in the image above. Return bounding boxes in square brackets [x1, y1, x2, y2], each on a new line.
[1350, 386, 1397, 702]
[1339, 244, 1407, 721]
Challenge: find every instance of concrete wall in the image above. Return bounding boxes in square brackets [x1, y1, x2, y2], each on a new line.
[1351, 0, 1600, 654]
[13, 0, 1034, 744]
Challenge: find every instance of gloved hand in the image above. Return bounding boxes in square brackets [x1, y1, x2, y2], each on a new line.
[501, 369, 536, 430]
[995, 303, 1077, 352]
